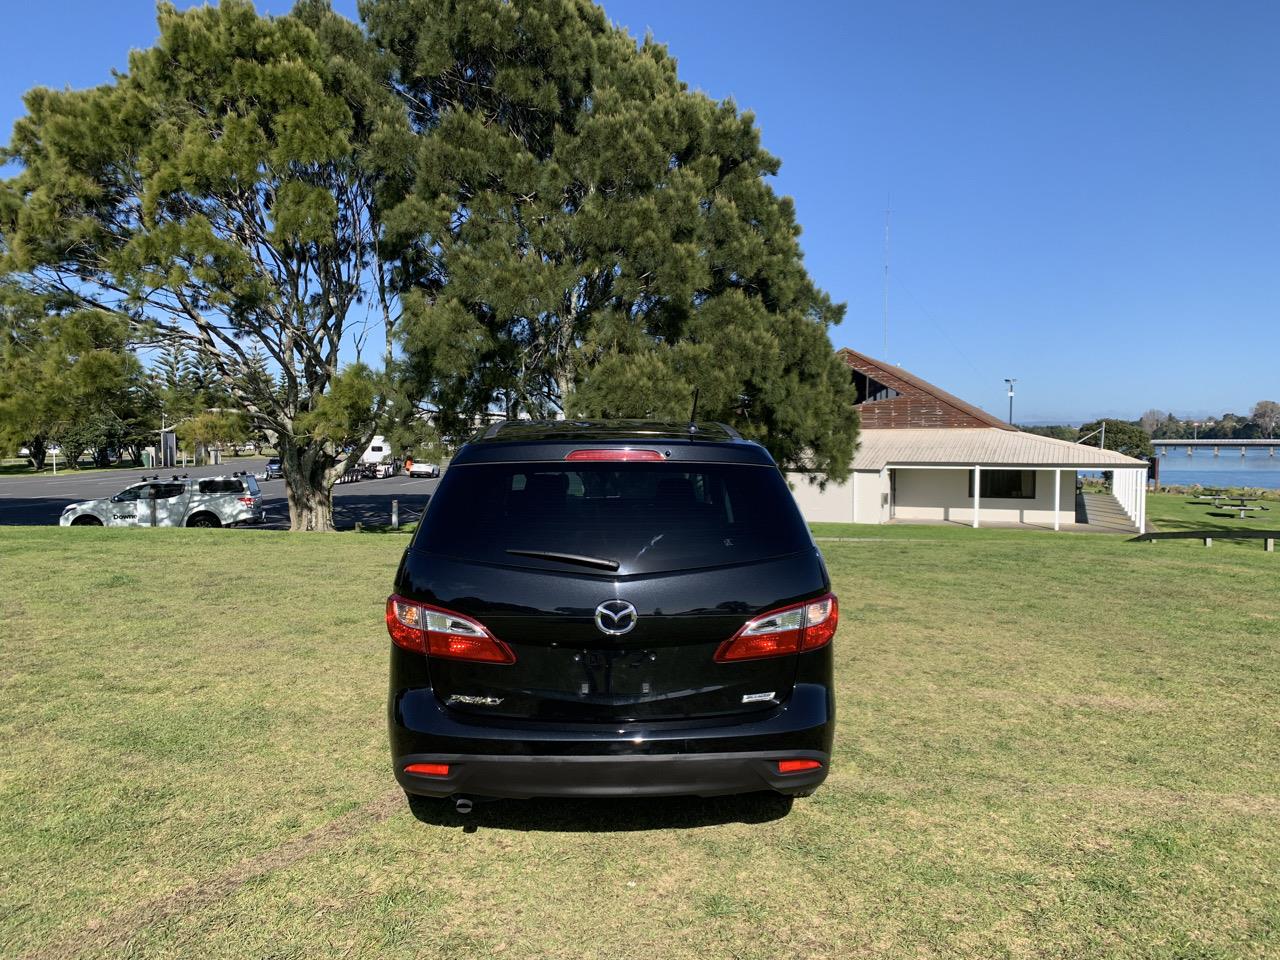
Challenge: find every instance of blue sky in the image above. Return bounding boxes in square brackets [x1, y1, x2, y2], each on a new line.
[2, 1, 1277, 423]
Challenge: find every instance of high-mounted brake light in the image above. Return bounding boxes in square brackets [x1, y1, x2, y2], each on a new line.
[565, 448, 664, 462]
[386, 596, 515, 663]
[713, 593, 838, 662]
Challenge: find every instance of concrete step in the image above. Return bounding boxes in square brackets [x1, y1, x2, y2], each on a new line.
[1079, 492, 1140, 533]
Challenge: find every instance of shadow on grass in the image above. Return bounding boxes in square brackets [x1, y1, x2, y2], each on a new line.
[406, 791, 794, 833]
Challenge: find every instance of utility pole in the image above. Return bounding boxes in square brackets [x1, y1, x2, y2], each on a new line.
[1004, 378, 1017, 425]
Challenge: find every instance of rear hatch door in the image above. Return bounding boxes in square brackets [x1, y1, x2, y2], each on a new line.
[401, 458, 826, 723]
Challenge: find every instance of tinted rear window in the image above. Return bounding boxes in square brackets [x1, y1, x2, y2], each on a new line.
[199, 478, 244, 494]
[418, 462, 811, 574]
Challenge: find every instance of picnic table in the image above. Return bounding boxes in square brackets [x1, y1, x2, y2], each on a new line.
[1221, 502, 1264, 519]
[1193, 488, 1229, 504]
[1195, 493, 1271, 515]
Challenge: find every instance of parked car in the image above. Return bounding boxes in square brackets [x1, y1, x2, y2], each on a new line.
[60, 473, 265, 528]
[386, 420, 837, 810]
[405, 459, 440, 478]
[263, 458, 283, 480]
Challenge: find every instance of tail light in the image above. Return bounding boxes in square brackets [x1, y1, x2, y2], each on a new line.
[565, 449, 664, 462]
[386, 595, 516, 663]
[238, 496, 256, 505]
[714, 593, 838, 662]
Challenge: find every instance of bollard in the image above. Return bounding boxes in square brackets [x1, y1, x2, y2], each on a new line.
[392, 499, 400, 529]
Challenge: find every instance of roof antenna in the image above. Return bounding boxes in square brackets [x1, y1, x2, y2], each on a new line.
[688, 387, 700, 434]
[883, 199, 891, 360]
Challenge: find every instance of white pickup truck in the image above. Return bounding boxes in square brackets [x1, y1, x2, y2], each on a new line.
[60, 473, 265, 528]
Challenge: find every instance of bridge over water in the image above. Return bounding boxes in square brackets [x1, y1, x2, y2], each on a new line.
[1153, 439, 1278, 456]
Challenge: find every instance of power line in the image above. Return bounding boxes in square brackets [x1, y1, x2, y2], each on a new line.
[893, 275, 988, 385]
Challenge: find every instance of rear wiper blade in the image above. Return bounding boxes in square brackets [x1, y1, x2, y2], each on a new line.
[505, 549, 620, 571]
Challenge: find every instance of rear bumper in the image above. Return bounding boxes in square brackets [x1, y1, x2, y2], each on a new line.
[395, 750, 828, 799]
[390, 682, 834, 799]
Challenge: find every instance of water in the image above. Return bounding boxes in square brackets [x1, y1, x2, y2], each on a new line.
[1154, 447, 1280, 490]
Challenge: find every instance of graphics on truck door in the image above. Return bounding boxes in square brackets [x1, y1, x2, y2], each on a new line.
[140, 482, 188, 527]
[107, 484, 147, 527]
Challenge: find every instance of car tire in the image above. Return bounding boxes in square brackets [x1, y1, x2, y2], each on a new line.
[187, 513, 221, 528]
[70, 515, 102, 526]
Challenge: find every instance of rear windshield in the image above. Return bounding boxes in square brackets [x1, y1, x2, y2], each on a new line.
[418, 462, 811, 574]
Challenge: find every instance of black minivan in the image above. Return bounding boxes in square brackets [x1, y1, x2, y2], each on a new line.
[387, 420, 837, 804]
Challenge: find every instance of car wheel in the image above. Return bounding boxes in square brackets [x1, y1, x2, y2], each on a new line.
[70, 515, 102, 526]
[187, 513, 221, 528]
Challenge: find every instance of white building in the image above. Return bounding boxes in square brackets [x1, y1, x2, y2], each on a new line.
[789, 349, 1150, 532]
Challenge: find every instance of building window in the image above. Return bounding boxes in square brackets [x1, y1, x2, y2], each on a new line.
[852, 370, 901, 404]
[968, 469, 1036, 500]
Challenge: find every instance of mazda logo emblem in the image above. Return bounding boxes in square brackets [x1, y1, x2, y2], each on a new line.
[595, 600, 638, 636]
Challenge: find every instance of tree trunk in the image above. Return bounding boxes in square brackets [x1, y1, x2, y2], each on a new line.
[280, 440, 337, 532]
[553, 368, 573, 420]
[27, 436, 47, 471]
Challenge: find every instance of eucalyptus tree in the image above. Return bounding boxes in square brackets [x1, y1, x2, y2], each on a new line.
[1252, 400, 1280, 439]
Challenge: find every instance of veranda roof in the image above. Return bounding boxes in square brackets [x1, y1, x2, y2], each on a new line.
[850, 428, 1150, 471]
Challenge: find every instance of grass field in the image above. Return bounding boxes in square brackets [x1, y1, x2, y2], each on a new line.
[2, 524, 1278, 959]
[1146, 491, 1280, 535]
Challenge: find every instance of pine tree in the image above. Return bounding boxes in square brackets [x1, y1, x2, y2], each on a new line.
[155, 342, 194, 393]
[366, 0, 858, 477]
[1, 0, 411, 529]
[0, 286, 157, 469]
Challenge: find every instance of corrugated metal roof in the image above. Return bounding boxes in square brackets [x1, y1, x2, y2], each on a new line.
[850, 428, 1150, 470]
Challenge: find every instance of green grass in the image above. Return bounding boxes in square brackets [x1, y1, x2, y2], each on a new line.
[2, 525, 1278, 959]
[0, 461, 156, 477]
[1147, 491, 1280, 535]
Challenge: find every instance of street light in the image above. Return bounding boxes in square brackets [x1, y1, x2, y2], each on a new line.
[1004, 378, 1017, 425]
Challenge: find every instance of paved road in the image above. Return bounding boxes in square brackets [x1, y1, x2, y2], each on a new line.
[0, 457, 440, 530]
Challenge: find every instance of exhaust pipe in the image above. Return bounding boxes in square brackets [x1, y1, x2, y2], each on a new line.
[454, 796, 474, 815]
